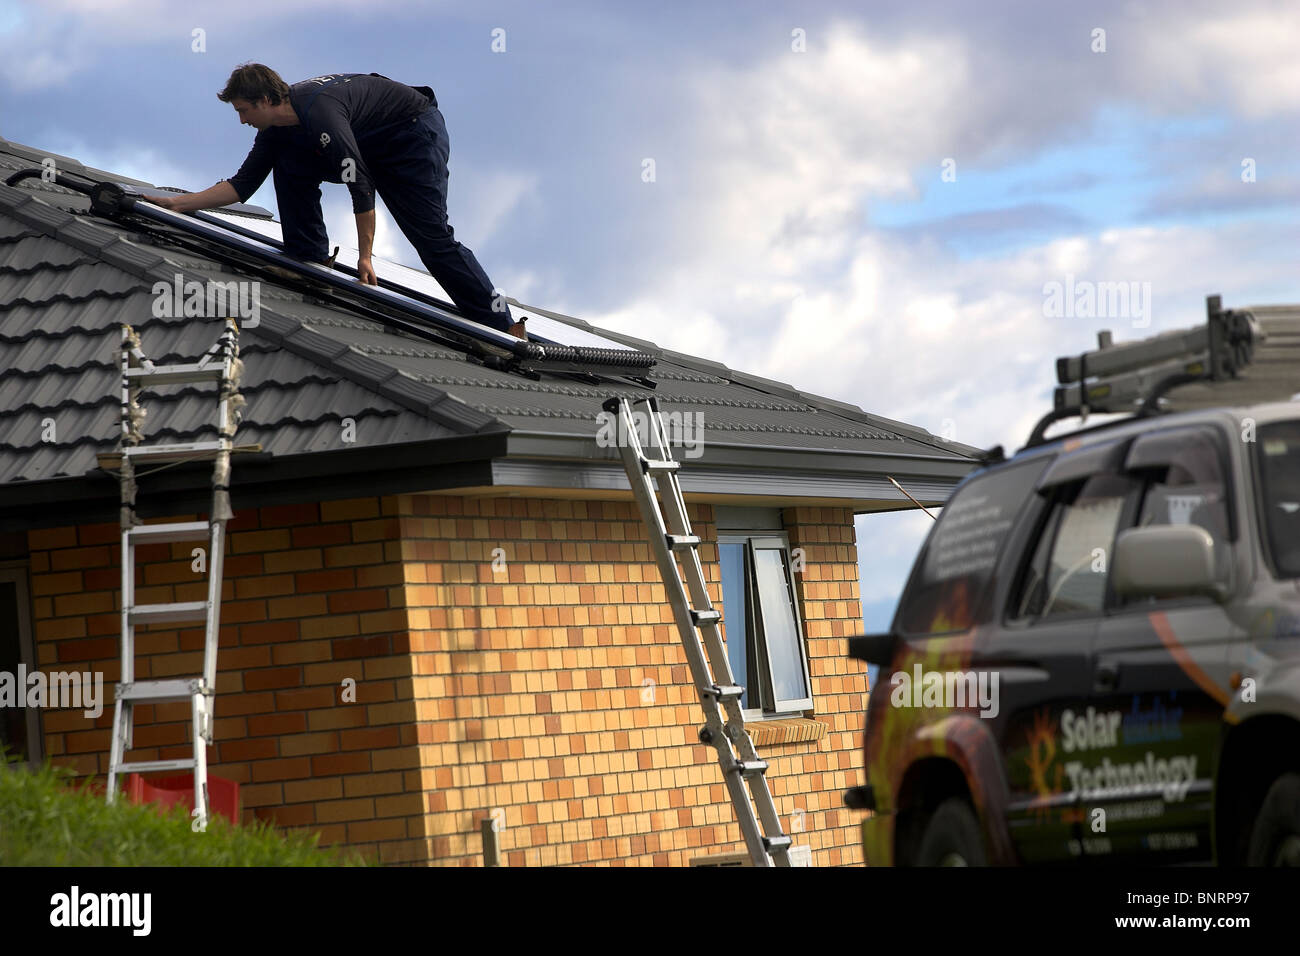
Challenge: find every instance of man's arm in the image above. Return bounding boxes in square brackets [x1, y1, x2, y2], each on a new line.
[145, 181, 241, 212]
[355, 208, 377, 285]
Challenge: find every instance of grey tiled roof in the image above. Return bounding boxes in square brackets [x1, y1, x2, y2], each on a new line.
[0, 134, 980, 505]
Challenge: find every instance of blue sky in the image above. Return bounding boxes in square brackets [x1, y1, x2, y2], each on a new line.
[2, 0, 1297, 634]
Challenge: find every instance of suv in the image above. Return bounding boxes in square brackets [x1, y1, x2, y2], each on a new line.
[846, 401, 1300, 865]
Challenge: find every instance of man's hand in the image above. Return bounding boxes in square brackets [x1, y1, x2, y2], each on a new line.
[357, 256, 377, 286]
[143, 194, 188, 212]
[140, 182, 240, 214]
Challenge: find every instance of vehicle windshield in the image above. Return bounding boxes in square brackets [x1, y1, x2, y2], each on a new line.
[1256, 419, 1300, 578]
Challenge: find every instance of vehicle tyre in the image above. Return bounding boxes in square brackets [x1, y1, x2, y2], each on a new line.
[915, 797, 987, 866]
[1246, 772, 1300, 866]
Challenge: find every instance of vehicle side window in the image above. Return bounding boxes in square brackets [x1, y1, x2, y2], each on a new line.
[1129, 427, 1232, 589]
[1012, 474, 1136, 621]
[1257, 421, 1300, 578]
[897, 458, 1048, 635]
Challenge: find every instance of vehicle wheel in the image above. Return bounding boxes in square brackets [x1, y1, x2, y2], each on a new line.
[915, 797, 987, 866]
[1246, 772, 1300, 866]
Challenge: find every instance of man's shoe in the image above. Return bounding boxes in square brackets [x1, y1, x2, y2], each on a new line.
[506, 318, 528, 341]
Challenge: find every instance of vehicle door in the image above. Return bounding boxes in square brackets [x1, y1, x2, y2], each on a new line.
[986, 437, 1141, 864]
[1088, 423, 1243, 863]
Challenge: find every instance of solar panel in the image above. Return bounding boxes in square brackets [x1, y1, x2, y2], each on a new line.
[41, 177, 659, 379]
[202, 210, 636, 352]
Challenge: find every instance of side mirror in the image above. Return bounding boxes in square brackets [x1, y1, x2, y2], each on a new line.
[847, 631, 897, 666]
[1111, 525, 1226, 602]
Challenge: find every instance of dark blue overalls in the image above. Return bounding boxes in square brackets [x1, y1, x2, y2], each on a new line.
[274, 76, 513, 332]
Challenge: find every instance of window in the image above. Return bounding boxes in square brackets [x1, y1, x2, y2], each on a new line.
[718, 533, 812, 715]
[898, 458, 1048, 635]
[1124, 425, 1233, 599]
[1257, 420, 1300, 578]
[1012, 473, 1136, 621]
[0, 565, 39, 767]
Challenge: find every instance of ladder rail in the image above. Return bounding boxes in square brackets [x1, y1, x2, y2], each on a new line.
[106, 319, 242, 833]
[604, 395, 794, 866]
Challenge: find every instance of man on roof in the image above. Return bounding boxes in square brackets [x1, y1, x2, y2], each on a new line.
[147, 64, 525, 339]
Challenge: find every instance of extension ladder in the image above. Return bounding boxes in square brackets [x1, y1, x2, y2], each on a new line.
[601, 396, 792, 866]
[106, 320, 244, 831]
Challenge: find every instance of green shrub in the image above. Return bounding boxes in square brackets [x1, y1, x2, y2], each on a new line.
[0, 755, 369, 866]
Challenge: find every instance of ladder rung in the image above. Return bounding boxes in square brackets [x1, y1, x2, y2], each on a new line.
[117, 678, 206, 702]
[640, 458, 680, 473]
[127, 521, 211, 544]
[111, 758, 196, 774]
[763, 835, 793, 851]
[126, 363, 227, 386]
[734, 760, 768, 776]
[691, 609, 722, 627]
[666, 534, 701, 550]
[702, 684, 744, 701]
[128, 601, 208, 625]
[122, 441, 226, 464]
[97, 442, 262, 472]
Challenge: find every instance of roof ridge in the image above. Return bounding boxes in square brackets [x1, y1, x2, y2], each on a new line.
[511, 298, 975, 457]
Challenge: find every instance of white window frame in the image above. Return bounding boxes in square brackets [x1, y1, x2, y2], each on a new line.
[717, 532, 814, 719]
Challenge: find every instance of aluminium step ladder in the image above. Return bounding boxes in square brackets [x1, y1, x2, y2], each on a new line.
[601, 395, 793, 866]
[105, 320, 245, 831]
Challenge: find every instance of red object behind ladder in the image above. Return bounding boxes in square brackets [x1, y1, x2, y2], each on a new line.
[125, 774, 240, 825]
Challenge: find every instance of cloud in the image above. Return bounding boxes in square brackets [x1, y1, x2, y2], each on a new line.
[0, 0, 424, 90]
[856, 508, 936, 606]
[449, 169, 541, 250]
[1141, 172, 1300, 218]
[1138, 6, 1300, 119]
[580, 12, 1300, 464]
[883, 202, 1090, 239]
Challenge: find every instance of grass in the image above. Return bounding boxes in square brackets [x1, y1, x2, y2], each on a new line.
[0, 753, 370, 866]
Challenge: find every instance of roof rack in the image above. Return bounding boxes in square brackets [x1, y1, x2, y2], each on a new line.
[1024, 294, 1264, 448]
[4, 168, 658, 385]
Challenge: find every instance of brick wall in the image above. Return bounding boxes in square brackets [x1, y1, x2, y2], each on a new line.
[399, 495, 869, 866]
[26, 494, 869, 866]
[28, 499, 430, 864]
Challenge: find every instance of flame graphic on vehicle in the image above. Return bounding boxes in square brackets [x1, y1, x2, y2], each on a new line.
[1024, 707, 1061, 820]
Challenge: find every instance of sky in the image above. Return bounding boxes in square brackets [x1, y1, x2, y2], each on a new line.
[1, 0, 1297, 633]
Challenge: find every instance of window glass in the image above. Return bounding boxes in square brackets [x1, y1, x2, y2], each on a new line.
[718, 534, 812, 714]
[1132, 428, 1231, 583]
[719, 541, 753, 709]
[1011, 507, 1061, 620]
[1257, 420, 1300, 578]
[1041, 475, 1131, 617]
[899, 458, 1048, 634]
[753, 547, 810, 707]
